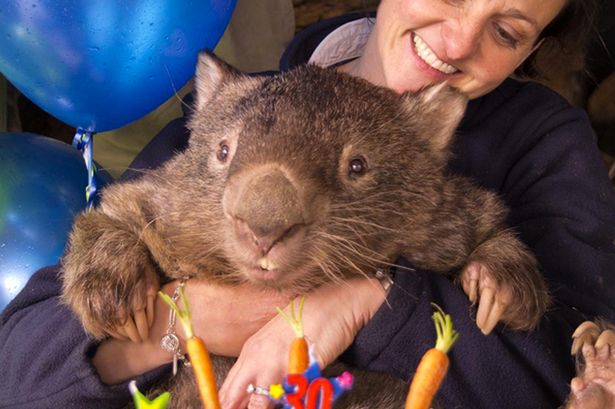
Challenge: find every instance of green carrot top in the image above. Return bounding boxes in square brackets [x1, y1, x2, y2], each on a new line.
[276, 295, 306, 338]
[159, 287, 195, 339]
[432, 304, 459, 354]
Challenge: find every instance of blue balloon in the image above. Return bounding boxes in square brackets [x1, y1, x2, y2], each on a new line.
[0, 0, 236, 132]
[0, 133, 92, 310]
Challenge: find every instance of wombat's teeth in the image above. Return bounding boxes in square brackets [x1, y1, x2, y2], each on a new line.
[258, 257, 275, 271]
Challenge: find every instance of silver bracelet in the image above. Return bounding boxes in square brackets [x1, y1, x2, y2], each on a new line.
[375, 269, 394, 291]
[160, 277, 191, 376]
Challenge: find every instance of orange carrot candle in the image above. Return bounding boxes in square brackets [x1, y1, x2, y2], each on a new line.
[405, 305, 459, 409]
[277, 296, 309, 374]
[159, 288, 221, 409]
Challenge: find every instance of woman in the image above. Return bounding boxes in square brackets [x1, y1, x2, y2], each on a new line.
[218, 1, 615, 407]
[1, 0, 613, 408]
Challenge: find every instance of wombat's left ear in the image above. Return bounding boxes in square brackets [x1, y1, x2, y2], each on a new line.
[401, 83, 468, 154]
[194, 50, 243, 111]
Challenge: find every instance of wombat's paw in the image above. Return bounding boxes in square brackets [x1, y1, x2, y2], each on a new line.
[63, 263, 160, 341]
[460, 258, 548, 335]
[460, 230, 550, 334]
[105, 276, 159, 343]
[460, 261, 513, 335]
[566, 321, 615, 409]
[61, 212, 161, 340]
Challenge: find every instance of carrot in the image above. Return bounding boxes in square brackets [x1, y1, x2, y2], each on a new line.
[288, 335, 309, 374]
[186, 337, 220, 409]
[276, 295, 309, 374]
[405, 304, 459, 409]
[159, 288, 221, 409]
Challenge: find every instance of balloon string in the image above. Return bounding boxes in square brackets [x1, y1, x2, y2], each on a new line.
[72, 128, 97, 211]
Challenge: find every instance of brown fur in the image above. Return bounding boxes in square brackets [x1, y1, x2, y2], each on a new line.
[60, 52, 549, 407]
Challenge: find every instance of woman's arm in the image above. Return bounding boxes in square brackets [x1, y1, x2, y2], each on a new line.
[0, 266, 157, 409]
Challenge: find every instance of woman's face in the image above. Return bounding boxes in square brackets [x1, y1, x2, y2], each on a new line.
[357, 0, 567, 98]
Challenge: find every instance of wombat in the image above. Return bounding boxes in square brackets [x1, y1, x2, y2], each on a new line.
[60, 52, 550, 408]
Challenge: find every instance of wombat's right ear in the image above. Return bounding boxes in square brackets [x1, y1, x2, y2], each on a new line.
[194, 50, 243, 111]
[401, 83, 468, 155]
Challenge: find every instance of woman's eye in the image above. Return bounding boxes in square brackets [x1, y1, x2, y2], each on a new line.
[348, 156, 368, 176]
[217, 142, 230, 162]
[493, 23, 520, 48]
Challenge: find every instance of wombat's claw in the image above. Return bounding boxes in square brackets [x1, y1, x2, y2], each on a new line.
[108, 292, 156, 343]
[571, 321, 602, 355]
[106, 328, 129, 341]
[109, 309, 150, 342]
[461, 262, 482, 304]
[475, 288, 509, 335]
[461, 262, 513, 335]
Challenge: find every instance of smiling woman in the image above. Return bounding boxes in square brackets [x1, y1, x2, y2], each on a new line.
[342, 0, 569, 97]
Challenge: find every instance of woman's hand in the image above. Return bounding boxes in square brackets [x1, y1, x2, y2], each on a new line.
[218, 277, 389, 409]
[179, 280, 294, 357]
[92, 279, 292, 385]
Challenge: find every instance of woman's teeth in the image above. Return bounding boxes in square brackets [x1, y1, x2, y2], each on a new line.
[413, 33, 457, 74]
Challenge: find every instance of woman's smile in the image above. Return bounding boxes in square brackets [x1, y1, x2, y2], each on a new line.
[411, 32, 458, 75]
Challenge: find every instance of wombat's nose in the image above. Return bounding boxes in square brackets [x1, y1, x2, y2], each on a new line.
[252, 224, 289, 256]
[235, 219, 301, 256]
[228, 167, 306, 256]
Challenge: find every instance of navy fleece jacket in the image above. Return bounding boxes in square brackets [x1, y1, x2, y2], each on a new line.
[1, 13, 614, 409]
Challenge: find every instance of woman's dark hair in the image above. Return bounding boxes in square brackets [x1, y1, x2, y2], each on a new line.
[517, 0, 599, 78]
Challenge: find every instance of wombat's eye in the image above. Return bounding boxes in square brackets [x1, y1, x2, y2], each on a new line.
[349, 156, 367, 176]
[217, 142, 230, 162]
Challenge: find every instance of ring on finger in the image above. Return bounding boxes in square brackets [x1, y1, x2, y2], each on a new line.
[246, 384, 270, 396]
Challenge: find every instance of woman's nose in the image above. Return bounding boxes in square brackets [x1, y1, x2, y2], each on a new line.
[441, 19, 482, 61]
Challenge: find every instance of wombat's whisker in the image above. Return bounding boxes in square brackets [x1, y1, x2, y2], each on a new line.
[308, 239, 360, 279]
[319, 231, 390, 265]
[190, 245, 223, 262]
[326, 237, 366, 264]
[328, 191, 398, 207]
[176, 234, 225, 258]
[329, 216, 400, 234]
[329, 205, 411, 224]
[138, 211, 182, 238]
[323, 247, 376, 273]
[380, 259, 415, 273]
[329, 222, 373, 249]
[175, 91, 196, 115]
[331, 249, 376, 279]
[340, 183, 437, 210]
[312, 251, 350, 285]
[315, 234, 383, 280]
[121, 167, 166, 179]
[211, 272, 245, 286]
[318, 232, 366, 257]
[329, 187, 426, 207]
